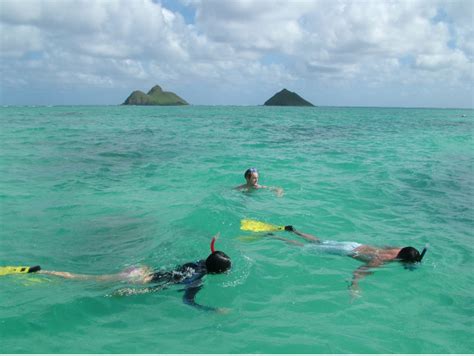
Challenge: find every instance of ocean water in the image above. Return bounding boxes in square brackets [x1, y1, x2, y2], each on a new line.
[0, 105, 472, 353]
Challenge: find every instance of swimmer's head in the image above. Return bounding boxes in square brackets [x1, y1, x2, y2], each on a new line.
[396, 246, 428, 263]
[206, 251, 231, 274]
[244, 167, 258, 179]
[244, 167, 259, 186]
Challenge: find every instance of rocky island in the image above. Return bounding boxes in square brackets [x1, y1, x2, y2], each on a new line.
[264, 88, 314, 106]
[122, 85, 188, 106]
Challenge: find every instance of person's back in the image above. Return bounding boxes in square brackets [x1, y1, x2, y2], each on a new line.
[351, 245, 402, 263]
[148, 260, 207, 285]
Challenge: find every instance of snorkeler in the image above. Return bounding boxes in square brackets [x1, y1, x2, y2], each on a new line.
[276, 226, 428, 294]
[240, 219, 427, 295]
[3, 235, 231, 312]
[235, 167, 284, 197]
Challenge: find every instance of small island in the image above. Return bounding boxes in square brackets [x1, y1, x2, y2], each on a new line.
[122, 85, 188, 106]
[264, 88, 314, 106]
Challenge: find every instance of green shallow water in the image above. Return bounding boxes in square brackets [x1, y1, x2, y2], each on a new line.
[0, 105, 473, 353]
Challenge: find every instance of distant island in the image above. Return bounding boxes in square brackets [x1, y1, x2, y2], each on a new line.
[122, 85, 188, 106]
[264, 88, 314, 106]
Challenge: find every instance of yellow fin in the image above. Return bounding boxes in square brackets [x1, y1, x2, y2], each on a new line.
[240, 219, 284, 232]
[0, 266, 32, 276]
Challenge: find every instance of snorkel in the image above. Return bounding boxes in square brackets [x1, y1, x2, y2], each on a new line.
[210, 232, 221, 253]
[417, 243, 429, 262]
[206, 233, 231, 273]
[210, 236, 217, 253]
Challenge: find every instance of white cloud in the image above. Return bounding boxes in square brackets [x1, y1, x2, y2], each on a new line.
[193, 0, 470, 79]
[195, 0, 311, 53]
[0, 0, 191, 60]
[415, 49, 470, 72]
[0, 23, 43, 57]
[437, 1, 474, 71]
[0, 0, 201, 92]
[0, 0, 472, 106]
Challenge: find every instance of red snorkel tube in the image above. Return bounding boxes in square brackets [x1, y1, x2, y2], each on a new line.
[210, 232, 221, 253]
[210, 237, 217, 253]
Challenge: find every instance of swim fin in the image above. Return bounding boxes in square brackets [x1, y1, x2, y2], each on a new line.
[240, 219, 285, 232]
[0, 265, 41, 276]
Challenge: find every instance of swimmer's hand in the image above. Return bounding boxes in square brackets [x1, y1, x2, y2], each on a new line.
[349, 282, 362, 302]
[216, 307, 231, 315]
[275, 187, 284, 197]
[350, 288, 362, 303]
[284, 225, 295, 232]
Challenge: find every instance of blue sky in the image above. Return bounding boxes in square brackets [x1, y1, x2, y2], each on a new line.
[0, 0, 472, 108]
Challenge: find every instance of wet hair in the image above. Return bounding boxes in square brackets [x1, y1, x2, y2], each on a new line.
[205, 251, 231, 274]
[244, 167, 258, 179]
[396, 246, 422, 263]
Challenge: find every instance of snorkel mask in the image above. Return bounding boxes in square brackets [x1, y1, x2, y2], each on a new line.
[404, 243, 429, 271]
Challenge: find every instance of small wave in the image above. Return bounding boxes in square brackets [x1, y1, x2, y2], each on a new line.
[222, 255, 252, 288]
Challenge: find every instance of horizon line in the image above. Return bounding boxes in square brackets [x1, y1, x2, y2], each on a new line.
[1, 104, 473, 110]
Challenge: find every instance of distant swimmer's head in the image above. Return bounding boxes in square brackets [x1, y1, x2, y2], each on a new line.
[396, 245, 428, 264]
[244, 167, 259, 186]
[206, 251, 231, 274]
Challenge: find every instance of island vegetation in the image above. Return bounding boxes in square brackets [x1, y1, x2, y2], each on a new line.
[122, 85, 188, 106]
[264, 89, 314, 106]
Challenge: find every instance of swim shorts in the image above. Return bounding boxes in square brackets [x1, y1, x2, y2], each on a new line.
[307, 240, 362, 256]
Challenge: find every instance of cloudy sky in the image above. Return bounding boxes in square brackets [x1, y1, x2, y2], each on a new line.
[1, 0, 473, 107]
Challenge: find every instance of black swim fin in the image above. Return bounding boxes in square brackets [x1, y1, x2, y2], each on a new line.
[28, 265, 41, 273]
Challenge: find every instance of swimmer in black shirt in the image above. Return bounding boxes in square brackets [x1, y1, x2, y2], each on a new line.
[32, 234, 232, 312]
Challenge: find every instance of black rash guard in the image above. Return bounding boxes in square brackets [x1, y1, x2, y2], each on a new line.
[148, 260, 215, 311]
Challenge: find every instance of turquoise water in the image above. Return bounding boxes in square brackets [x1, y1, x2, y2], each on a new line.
[0, 105, 472, 353]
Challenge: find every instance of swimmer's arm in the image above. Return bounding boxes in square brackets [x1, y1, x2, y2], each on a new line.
[270, 235, 305, 246]
[350, 261, 381, 291]
[267, 186, 284, 197]
[286, 227, 321, 243]
[182, 285, 218, 312]
[255, 184, 283, 196]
